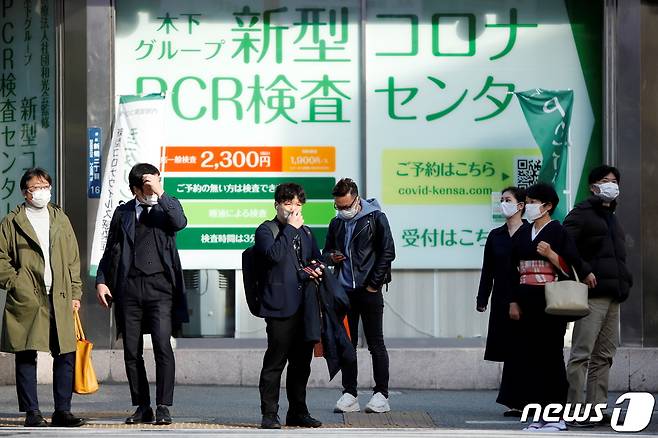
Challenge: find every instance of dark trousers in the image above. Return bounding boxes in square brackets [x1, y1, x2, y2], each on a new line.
[15, 295, 75, 413]
[342, 288, 389, 398]
[507, 287, 568, 407]
[259, 308, 314, 416]
[122, 271, 175, 407]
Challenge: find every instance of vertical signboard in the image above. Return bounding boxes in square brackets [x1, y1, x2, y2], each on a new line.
[88, 127, 102, 198]
[0, 0, 56, 214]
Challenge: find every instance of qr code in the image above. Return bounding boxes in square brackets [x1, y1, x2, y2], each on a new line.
[514, 157, 542, 189]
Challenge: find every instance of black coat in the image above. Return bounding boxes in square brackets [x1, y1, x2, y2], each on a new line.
[255, 219, 321, 318]
[477, 223, 525, 362]
[323, 210, 395, 290]
[303, 272, 356, 380]
[95, 194, 189, 335]
[563, 197, 632, 302]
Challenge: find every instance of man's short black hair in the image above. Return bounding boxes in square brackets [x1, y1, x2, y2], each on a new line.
[20, 168, 52, 191]
[526, 182, 559, 215]
[588, 165, 621, 185]
[501, 186, 526, 213]
[274, 182, 306, 204]
[332, 178, 359, 197]
[128, 163, 160, 191]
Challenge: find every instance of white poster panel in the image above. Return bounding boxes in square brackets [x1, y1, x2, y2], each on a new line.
[366, 0, 595, 268]
[114, 0, 362, 269]
[89, 95, 165, 274]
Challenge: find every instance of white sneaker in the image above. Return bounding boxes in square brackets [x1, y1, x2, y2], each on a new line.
[541, 420, 567, 431]
[334, 393, 360, 413]
[523, 421, 545, 431]
[365, 392, 390, 413]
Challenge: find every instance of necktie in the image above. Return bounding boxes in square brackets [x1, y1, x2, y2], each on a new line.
[139, 205, 150, 224]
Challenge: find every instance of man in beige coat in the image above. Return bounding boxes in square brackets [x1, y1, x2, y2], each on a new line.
[0, 168, 85, 427]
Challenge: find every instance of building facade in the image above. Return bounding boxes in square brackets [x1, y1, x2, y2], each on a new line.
[1, 0, 655, 348]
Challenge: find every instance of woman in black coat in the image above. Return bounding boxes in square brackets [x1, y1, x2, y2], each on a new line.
[507, 183, 587, 432]
[477, 186, 526, 416]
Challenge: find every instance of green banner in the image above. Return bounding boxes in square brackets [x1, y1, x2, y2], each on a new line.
[177, 226, 328, 250]
[515, 89, 574, 220]
[180, 200, 334, 226]
[164, 177, 336, 200]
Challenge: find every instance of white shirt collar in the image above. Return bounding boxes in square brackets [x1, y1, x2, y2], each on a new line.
[531, 220, 553, 241]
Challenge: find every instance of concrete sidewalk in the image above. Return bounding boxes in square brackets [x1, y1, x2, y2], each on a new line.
[0, 385, 656, 434]
[1, 345, 656, 391]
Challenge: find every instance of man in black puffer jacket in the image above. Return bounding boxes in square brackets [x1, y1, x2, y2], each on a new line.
[564, 165, 632, 426]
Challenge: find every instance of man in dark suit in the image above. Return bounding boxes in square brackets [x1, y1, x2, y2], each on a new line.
[255, 183, 323, 429]
[95, 163, 188, 425]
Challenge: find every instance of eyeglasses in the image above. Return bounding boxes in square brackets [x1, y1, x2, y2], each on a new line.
[26, 185, 51, 193]
[334, 196, 358, 211]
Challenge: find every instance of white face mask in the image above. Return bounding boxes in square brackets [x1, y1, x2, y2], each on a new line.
[500, 202, 520, 219]
[29, 188, 51, 209]
[275, 204, 295, 222]
[337, 198, 360, 220]
[139, 194, 159, 206]
[525, 203, 546, 222]
[338, 207, 358, 220]
[595, 182, 619, 202]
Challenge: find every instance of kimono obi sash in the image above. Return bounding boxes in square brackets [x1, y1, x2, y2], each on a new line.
[519, 260, 557, 285]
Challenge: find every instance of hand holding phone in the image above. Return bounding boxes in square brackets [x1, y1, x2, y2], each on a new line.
[331, 250, 346, 263]
[303, 260, 325, 279]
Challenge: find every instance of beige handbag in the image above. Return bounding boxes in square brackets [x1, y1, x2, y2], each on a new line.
[544, 267, 590, 317]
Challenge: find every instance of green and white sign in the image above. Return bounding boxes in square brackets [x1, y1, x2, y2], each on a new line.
[113, 0, 602, 270]
[115, 0, 361, 269]
[365, 0, 600, 268]
[0, 1, 56, 214]
[516, 88, 574, 221]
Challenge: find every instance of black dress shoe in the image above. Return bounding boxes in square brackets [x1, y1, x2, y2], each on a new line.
[155, 405, 172, 425]
[125, 406, 154, 424]
[51, 411, 85, 427]
[286, 412, 322, 428]
[503, 408, 523, 418]
[261, 413, 281, 429]
[598, 413, 612, 426]
[566, 419, 595, 428]
[24, 410, 48, 427]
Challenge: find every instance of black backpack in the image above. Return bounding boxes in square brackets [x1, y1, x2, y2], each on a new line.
[242, 221, 279, 317]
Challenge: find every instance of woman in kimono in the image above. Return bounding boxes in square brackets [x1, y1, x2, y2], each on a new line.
[508, 182, 587, 432]
[476, 186, 526, 417]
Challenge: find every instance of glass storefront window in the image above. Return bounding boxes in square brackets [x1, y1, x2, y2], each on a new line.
[1, 1, 58, 213]
[111, 1, 602, 338]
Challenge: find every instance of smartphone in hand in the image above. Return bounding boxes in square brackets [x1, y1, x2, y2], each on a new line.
[332, 250, 346, 263]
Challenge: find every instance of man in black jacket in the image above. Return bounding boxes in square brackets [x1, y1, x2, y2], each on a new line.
[255, 183, 323, 430]
[323, 178, 395, 414]
[564, 165, 632, 426]
[96, 163, 188, 426]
